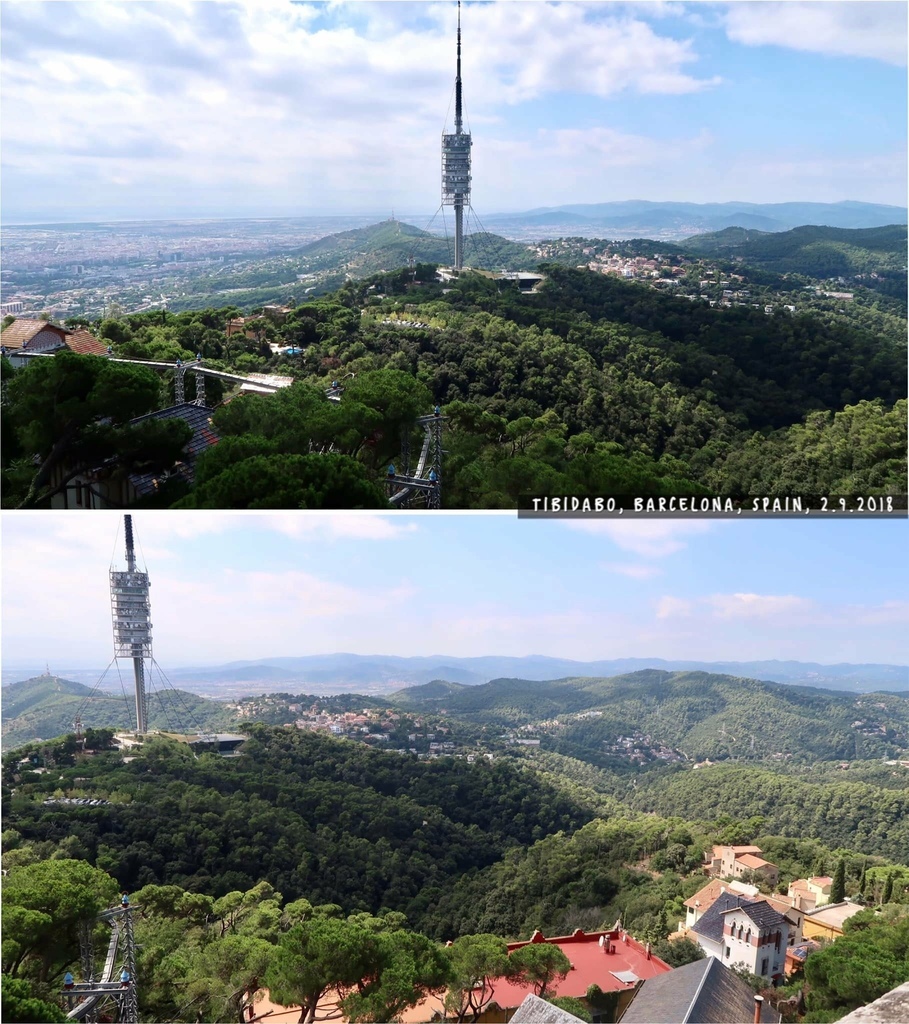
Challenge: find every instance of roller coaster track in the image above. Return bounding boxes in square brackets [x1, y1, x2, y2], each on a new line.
[9, 352, 290, 394]
[387, 414, 444, 507]
[64, 906, 137, 1023]
[14, 350, 444, 507]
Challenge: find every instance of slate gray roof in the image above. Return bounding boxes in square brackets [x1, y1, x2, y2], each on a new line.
[692, 895, 786, 945]
[619, 957, 781, 1024]
[127, 403, 219, 496]
[510, 994, 586, 1023]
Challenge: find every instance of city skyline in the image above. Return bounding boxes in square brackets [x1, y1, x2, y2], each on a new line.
[2, 514, 907, 669]
[1, 1, 906, 223]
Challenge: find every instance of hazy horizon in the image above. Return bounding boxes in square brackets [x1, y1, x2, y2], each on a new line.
[3, 198, 907, 230]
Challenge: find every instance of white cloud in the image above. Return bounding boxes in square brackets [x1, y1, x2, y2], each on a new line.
[565, 521, 717, 557]
[0, 515, 421, 666]
[656, 595, 693, 619]
[602, 563, 662, 580]
[724, 2, 907, 66]
[848, 600, 909, 627]
[705, 593, 815, 620]
[0, 0, 718, 216]
[729, 150, 908, 205]
[267, 514, 418, 540]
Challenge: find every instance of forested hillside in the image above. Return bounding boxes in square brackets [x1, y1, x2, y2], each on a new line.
[292, 219, 534, 276]
[391, 671, 909, 763]
[1, 675, 235, 749]
[3, 250, 906, 508]
[2, 726, 591, 926]
[683, 224, 907, 277]
[4, 717, 909, 1022]
[626, 765, 909, 864]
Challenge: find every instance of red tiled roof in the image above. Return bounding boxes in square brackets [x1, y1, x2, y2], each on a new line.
[737, 854, 775, 870]
[684, 878, 728, 911]
[485, 930, 670, 1009]
[64, 329, 109, 356]
[0, 319, 67, 350]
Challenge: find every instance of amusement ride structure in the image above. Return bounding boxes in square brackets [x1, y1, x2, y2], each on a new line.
[13, 350, 447, 506]
[62, 900, 139, 1023]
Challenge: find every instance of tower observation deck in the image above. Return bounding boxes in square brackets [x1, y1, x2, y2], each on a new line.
[110, 515, 151, 734]
[442, 1, 471, 270]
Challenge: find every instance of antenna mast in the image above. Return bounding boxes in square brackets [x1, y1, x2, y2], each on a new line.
[442, 1, 471, 269]
[110, 515, 152, 734]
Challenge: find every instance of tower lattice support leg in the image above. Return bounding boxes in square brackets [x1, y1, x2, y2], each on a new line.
[174, 365, 185, 404]
[429, 416, 444, 509]
[193, 369, 206, 407]
[132, 657, 147, 736]
[79, 919, 96, 983]
[454, 203, 464, 271]
[400, 428, 411, 509]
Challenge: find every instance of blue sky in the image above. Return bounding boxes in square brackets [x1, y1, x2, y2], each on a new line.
[1, 1, 905, 221]
[2, 514, 906, 668]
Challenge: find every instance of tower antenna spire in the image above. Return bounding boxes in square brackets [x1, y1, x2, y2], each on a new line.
[442, 0, 471, 270]
[455, 0, 462, 134]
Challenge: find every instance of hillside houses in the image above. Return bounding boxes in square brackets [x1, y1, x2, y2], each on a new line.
[787, 876, 833, 908]
[706, 845, 780, 887]
[690, 894, 790, 982]
[683, 878, 812, 948]
[1, 318, 110, 362]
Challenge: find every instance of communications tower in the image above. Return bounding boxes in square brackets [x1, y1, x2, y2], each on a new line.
[442, 1, 471, 269]
[109, 515, 152, 735]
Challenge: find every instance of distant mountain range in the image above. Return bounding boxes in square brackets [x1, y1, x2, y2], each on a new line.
[7, 656, 900, 696]
[485, 200, 907, 238]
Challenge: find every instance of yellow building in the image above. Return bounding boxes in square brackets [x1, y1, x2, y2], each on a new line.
[802, 901, 865, 941]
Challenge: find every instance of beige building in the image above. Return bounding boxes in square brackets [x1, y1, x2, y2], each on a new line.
[706, 845, 780, 887]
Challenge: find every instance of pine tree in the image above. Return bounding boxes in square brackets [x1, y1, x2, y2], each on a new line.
[830, 858, 846, 903]
[858, 861, 867, 899]
[882, 873, 894, 904]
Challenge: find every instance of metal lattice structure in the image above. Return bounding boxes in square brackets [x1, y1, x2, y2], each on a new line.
[442, 1, 471, 269]
[64, 906, 139, 1024]
[173, 358, 205, 405]
[387, 412, 445, 508]
[110, 516, 152, 734]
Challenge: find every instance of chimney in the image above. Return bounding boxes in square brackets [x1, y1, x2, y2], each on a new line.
[753, 995, 764, 1024]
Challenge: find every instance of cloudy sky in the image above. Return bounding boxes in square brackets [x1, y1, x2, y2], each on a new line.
[2, 513, 906, 670]
[1, 1, 906, 222]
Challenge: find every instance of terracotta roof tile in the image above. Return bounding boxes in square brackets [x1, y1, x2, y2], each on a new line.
[0, 319, 67, 350]
[64, 329, 110, 357]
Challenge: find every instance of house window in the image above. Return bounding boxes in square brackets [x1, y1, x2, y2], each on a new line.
[761, 958, 769, 976]
[725, 946, 731, 959]
[775, 932, 781, 952]
[75, 483, 83, 508]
